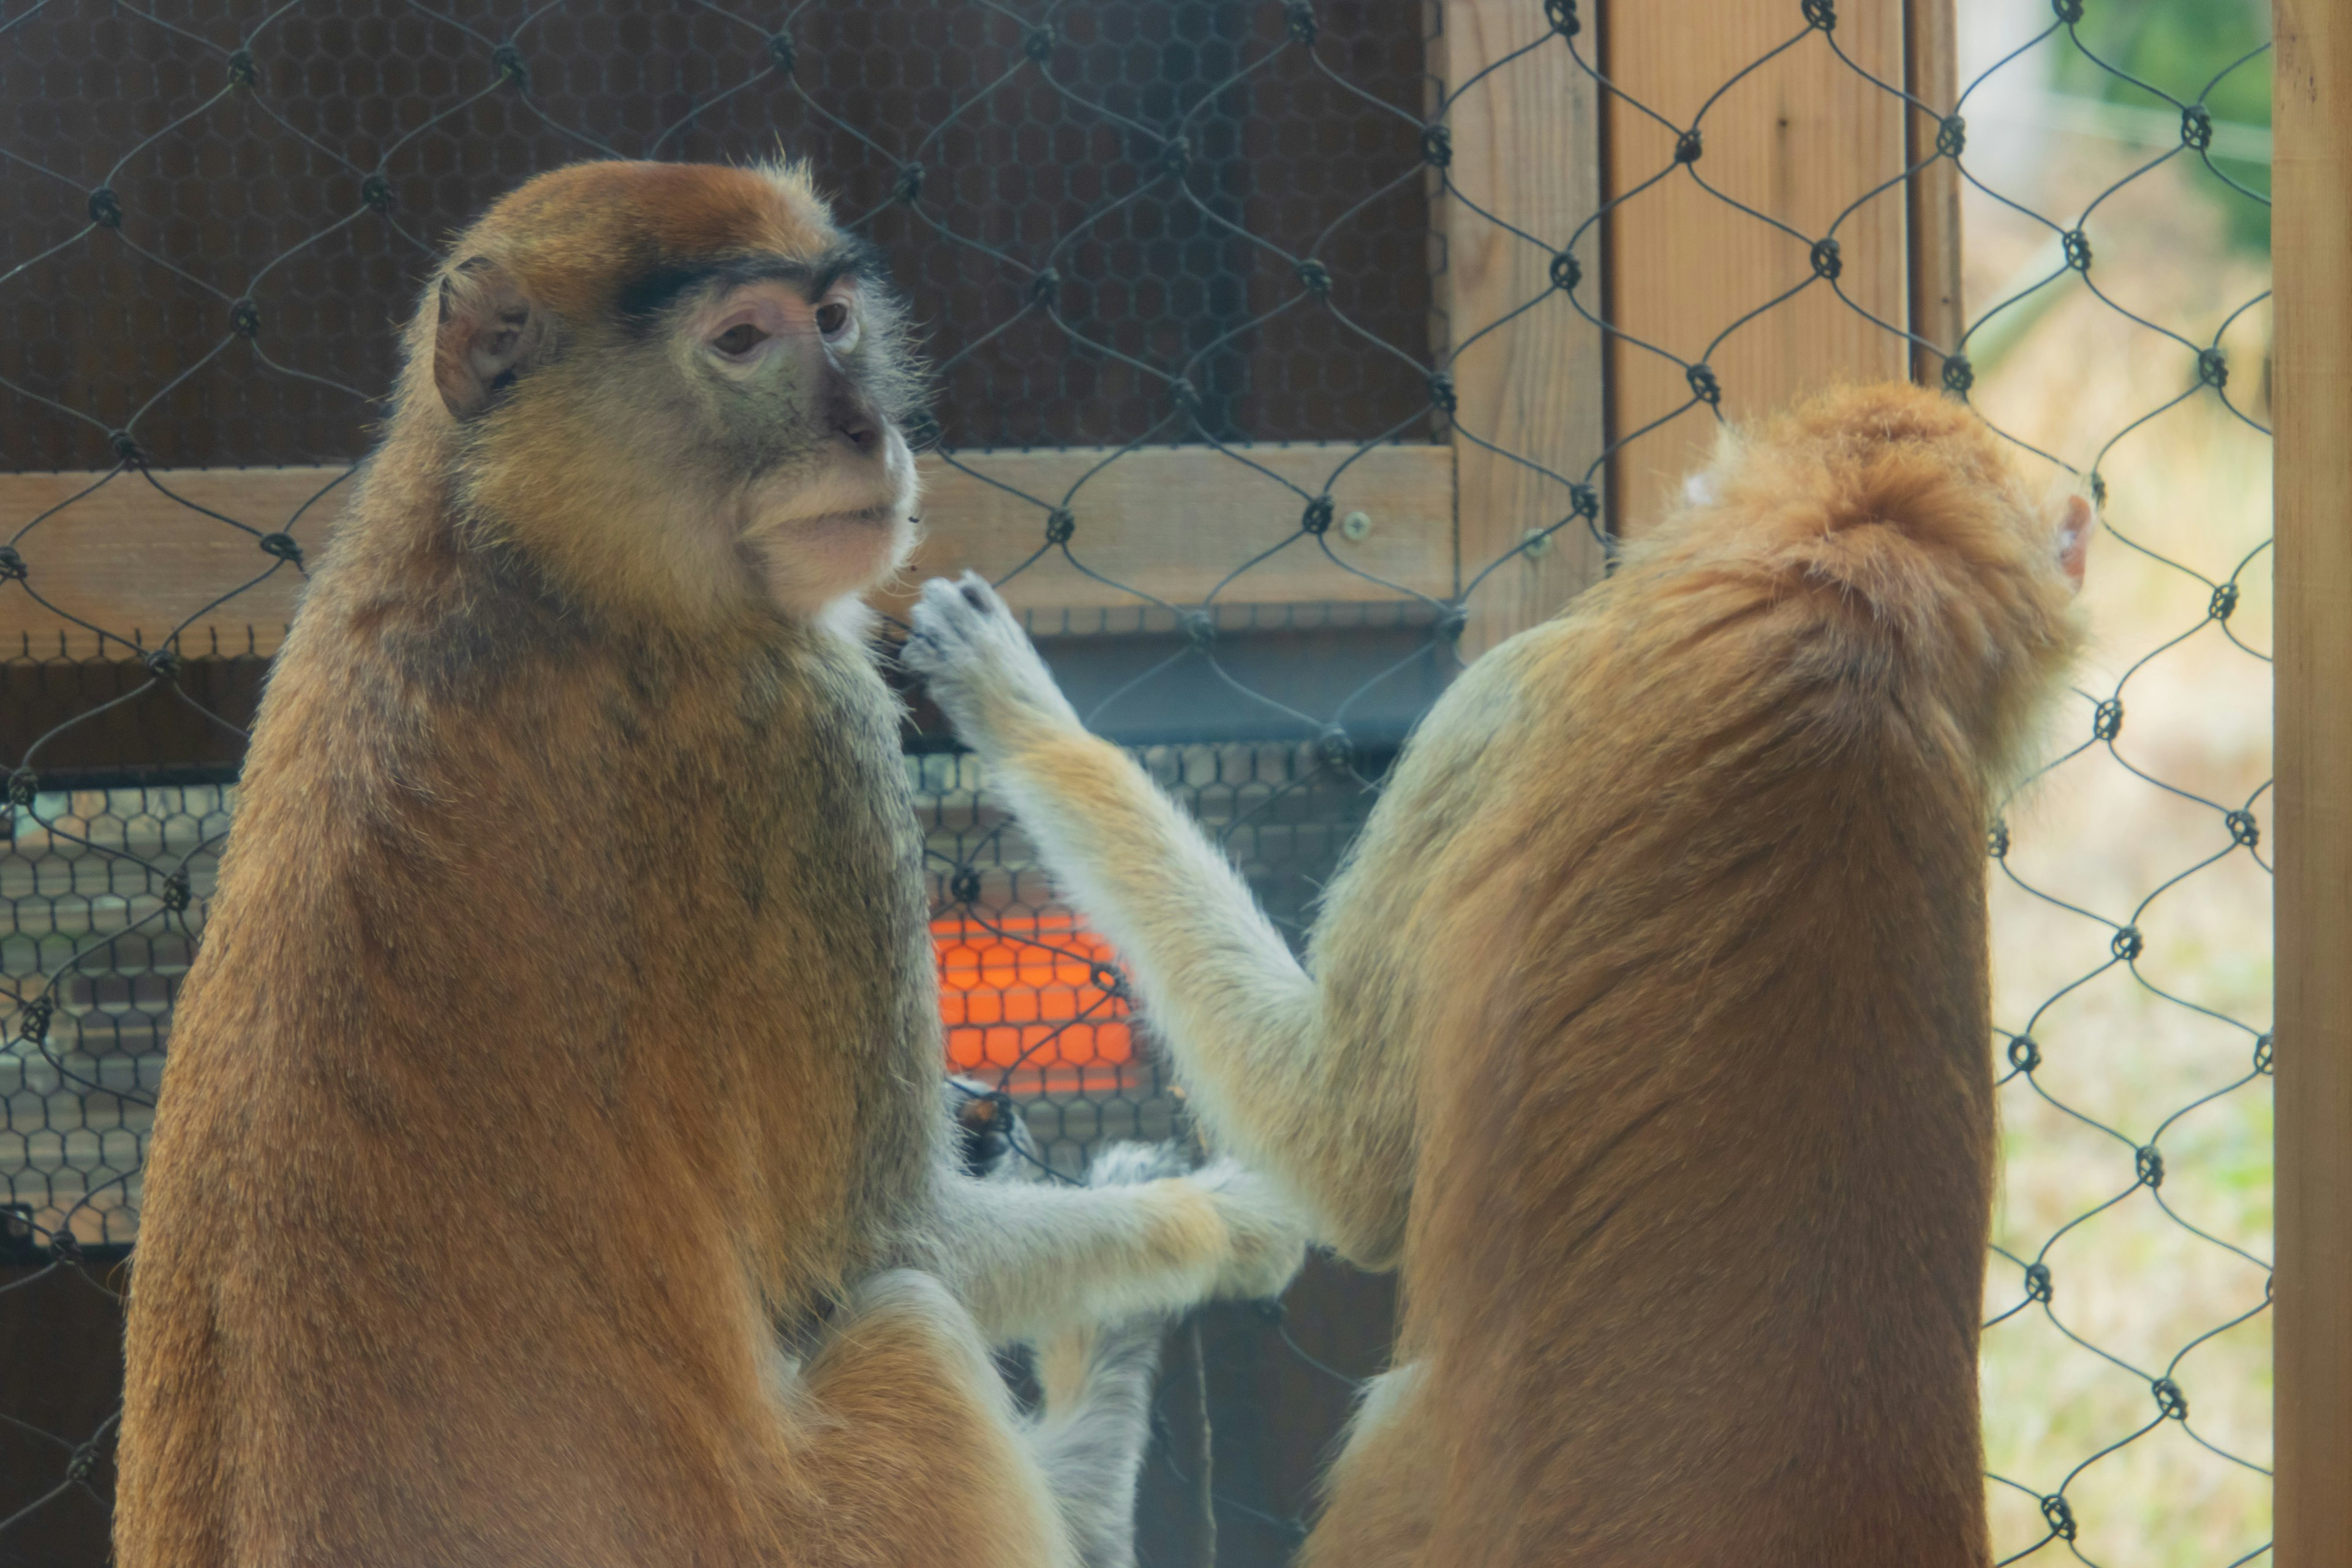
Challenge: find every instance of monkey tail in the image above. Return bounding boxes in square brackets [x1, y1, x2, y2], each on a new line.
[1029, 1316, 1169, 1568]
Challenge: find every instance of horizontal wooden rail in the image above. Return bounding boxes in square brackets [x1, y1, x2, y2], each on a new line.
[0, 442, 1454, 660]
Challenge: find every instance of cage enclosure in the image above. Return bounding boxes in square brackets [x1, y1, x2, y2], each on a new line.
[2, 1, 2316, 1565]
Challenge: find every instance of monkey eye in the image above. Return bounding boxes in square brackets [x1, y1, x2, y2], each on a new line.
[815, 297, 856, 347]
[711, 322, 771, 360]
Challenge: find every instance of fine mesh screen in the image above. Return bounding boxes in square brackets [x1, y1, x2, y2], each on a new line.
[1, 0, 1434, 471]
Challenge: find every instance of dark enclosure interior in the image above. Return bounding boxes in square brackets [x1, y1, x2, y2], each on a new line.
[2, 0, 1435, 471]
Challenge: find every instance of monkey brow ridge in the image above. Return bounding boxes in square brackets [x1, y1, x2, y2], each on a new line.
[615, 244, 876, 329]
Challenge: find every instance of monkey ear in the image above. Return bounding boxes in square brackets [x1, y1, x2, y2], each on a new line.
[434, 256, 549, 420]
[2055, 493, 2091, 590]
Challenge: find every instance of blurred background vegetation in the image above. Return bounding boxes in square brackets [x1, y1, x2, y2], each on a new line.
[1964, 4, 2272, 1563]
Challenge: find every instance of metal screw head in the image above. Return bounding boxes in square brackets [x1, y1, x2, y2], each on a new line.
[1340, 510, 1371, 542]
[1521, 527, 1555, 557]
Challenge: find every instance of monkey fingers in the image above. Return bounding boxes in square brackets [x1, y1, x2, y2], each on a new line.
[904, 571, 1084, 758]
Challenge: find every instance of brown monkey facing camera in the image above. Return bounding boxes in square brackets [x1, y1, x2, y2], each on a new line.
[909, 383, 2092, 1567]
[115, 161, 1302, 1568]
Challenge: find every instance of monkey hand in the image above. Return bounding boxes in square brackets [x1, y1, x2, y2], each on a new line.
[1086, 1144, 1307, 1306]
[1190, 1159, 1310, 1305]
[905, 572, 1084, 759]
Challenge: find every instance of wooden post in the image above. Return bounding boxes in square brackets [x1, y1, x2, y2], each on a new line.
[1904, 0, 1962, 385]
[1435, 0, 1607, 657]
[2273, 4, 2352, 1564]
[1600, 0, 1910, 537]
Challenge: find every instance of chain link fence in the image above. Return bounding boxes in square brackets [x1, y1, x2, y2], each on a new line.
[2, 1, 2273, 1564]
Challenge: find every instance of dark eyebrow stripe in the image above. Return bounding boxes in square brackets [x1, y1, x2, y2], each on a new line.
[813, 239, 883, 293]
[615, 245, 875, 328]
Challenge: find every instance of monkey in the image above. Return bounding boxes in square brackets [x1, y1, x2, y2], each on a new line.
[905, 381, 2092, 1567]
[113, 159, 1303, 1568]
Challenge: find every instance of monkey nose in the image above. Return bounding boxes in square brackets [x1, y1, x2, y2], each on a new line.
[831, 402, 879, 453]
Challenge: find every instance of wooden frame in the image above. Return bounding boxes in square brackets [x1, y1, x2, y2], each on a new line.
[2274, 4, 2349, 1562]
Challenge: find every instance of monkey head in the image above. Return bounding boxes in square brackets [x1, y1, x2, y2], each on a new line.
[1667, 382, 2092, 787]
[402, 160, 924, 630]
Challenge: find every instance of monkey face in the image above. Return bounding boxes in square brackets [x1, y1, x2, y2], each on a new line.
[661, 263, 921, 621]
[417, 161, 927, 630]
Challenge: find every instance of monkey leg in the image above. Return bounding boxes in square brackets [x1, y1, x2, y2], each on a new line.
[1297, 1362, 1435, 1568]
[906, 574, 1419, 1267]
[926, 1158, 1303, 1346]
[795, 1269, 1079, 1568]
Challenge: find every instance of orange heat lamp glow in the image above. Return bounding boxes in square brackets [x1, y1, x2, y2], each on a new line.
[933, 913, 1133, 1076]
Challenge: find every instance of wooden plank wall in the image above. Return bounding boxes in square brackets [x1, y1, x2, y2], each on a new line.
[0, 444, 1452, 662]
[2273, 3, 2351, 1563]
[1600, 0, 1916, 537]
[1434, 0, 1607, 657]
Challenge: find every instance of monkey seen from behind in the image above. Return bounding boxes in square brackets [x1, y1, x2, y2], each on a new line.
[910, 383, 2092, 1567]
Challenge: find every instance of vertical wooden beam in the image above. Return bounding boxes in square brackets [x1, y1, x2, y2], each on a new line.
[1903, 0, 1963, 385]
[1435, 0, 1607, 657]
[2274, 4, 2352, 1564]
[1600, 0, 1910, 538]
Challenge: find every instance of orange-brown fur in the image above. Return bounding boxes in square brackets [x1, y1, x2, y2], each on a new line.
[116, 161, 1298, 1568]
[908, 383, 2087, 1566]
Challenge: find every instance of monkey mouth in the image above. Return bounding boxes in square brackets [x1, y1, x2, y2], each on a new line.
[738, 434, 918, 544]
[812, 504, 895, 528]
[741, 499, 909, 545]
[737, 478, 908, 535]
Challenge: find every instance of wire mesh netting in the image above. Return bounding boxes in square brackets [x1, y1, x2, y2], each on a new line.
[3, 1, 2272, 1564]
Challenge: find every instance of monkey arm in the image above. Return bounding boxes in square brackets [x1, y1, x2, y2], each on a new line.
[905, 575, 1420, 1267]
[924, 1161, 1305, 1346]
